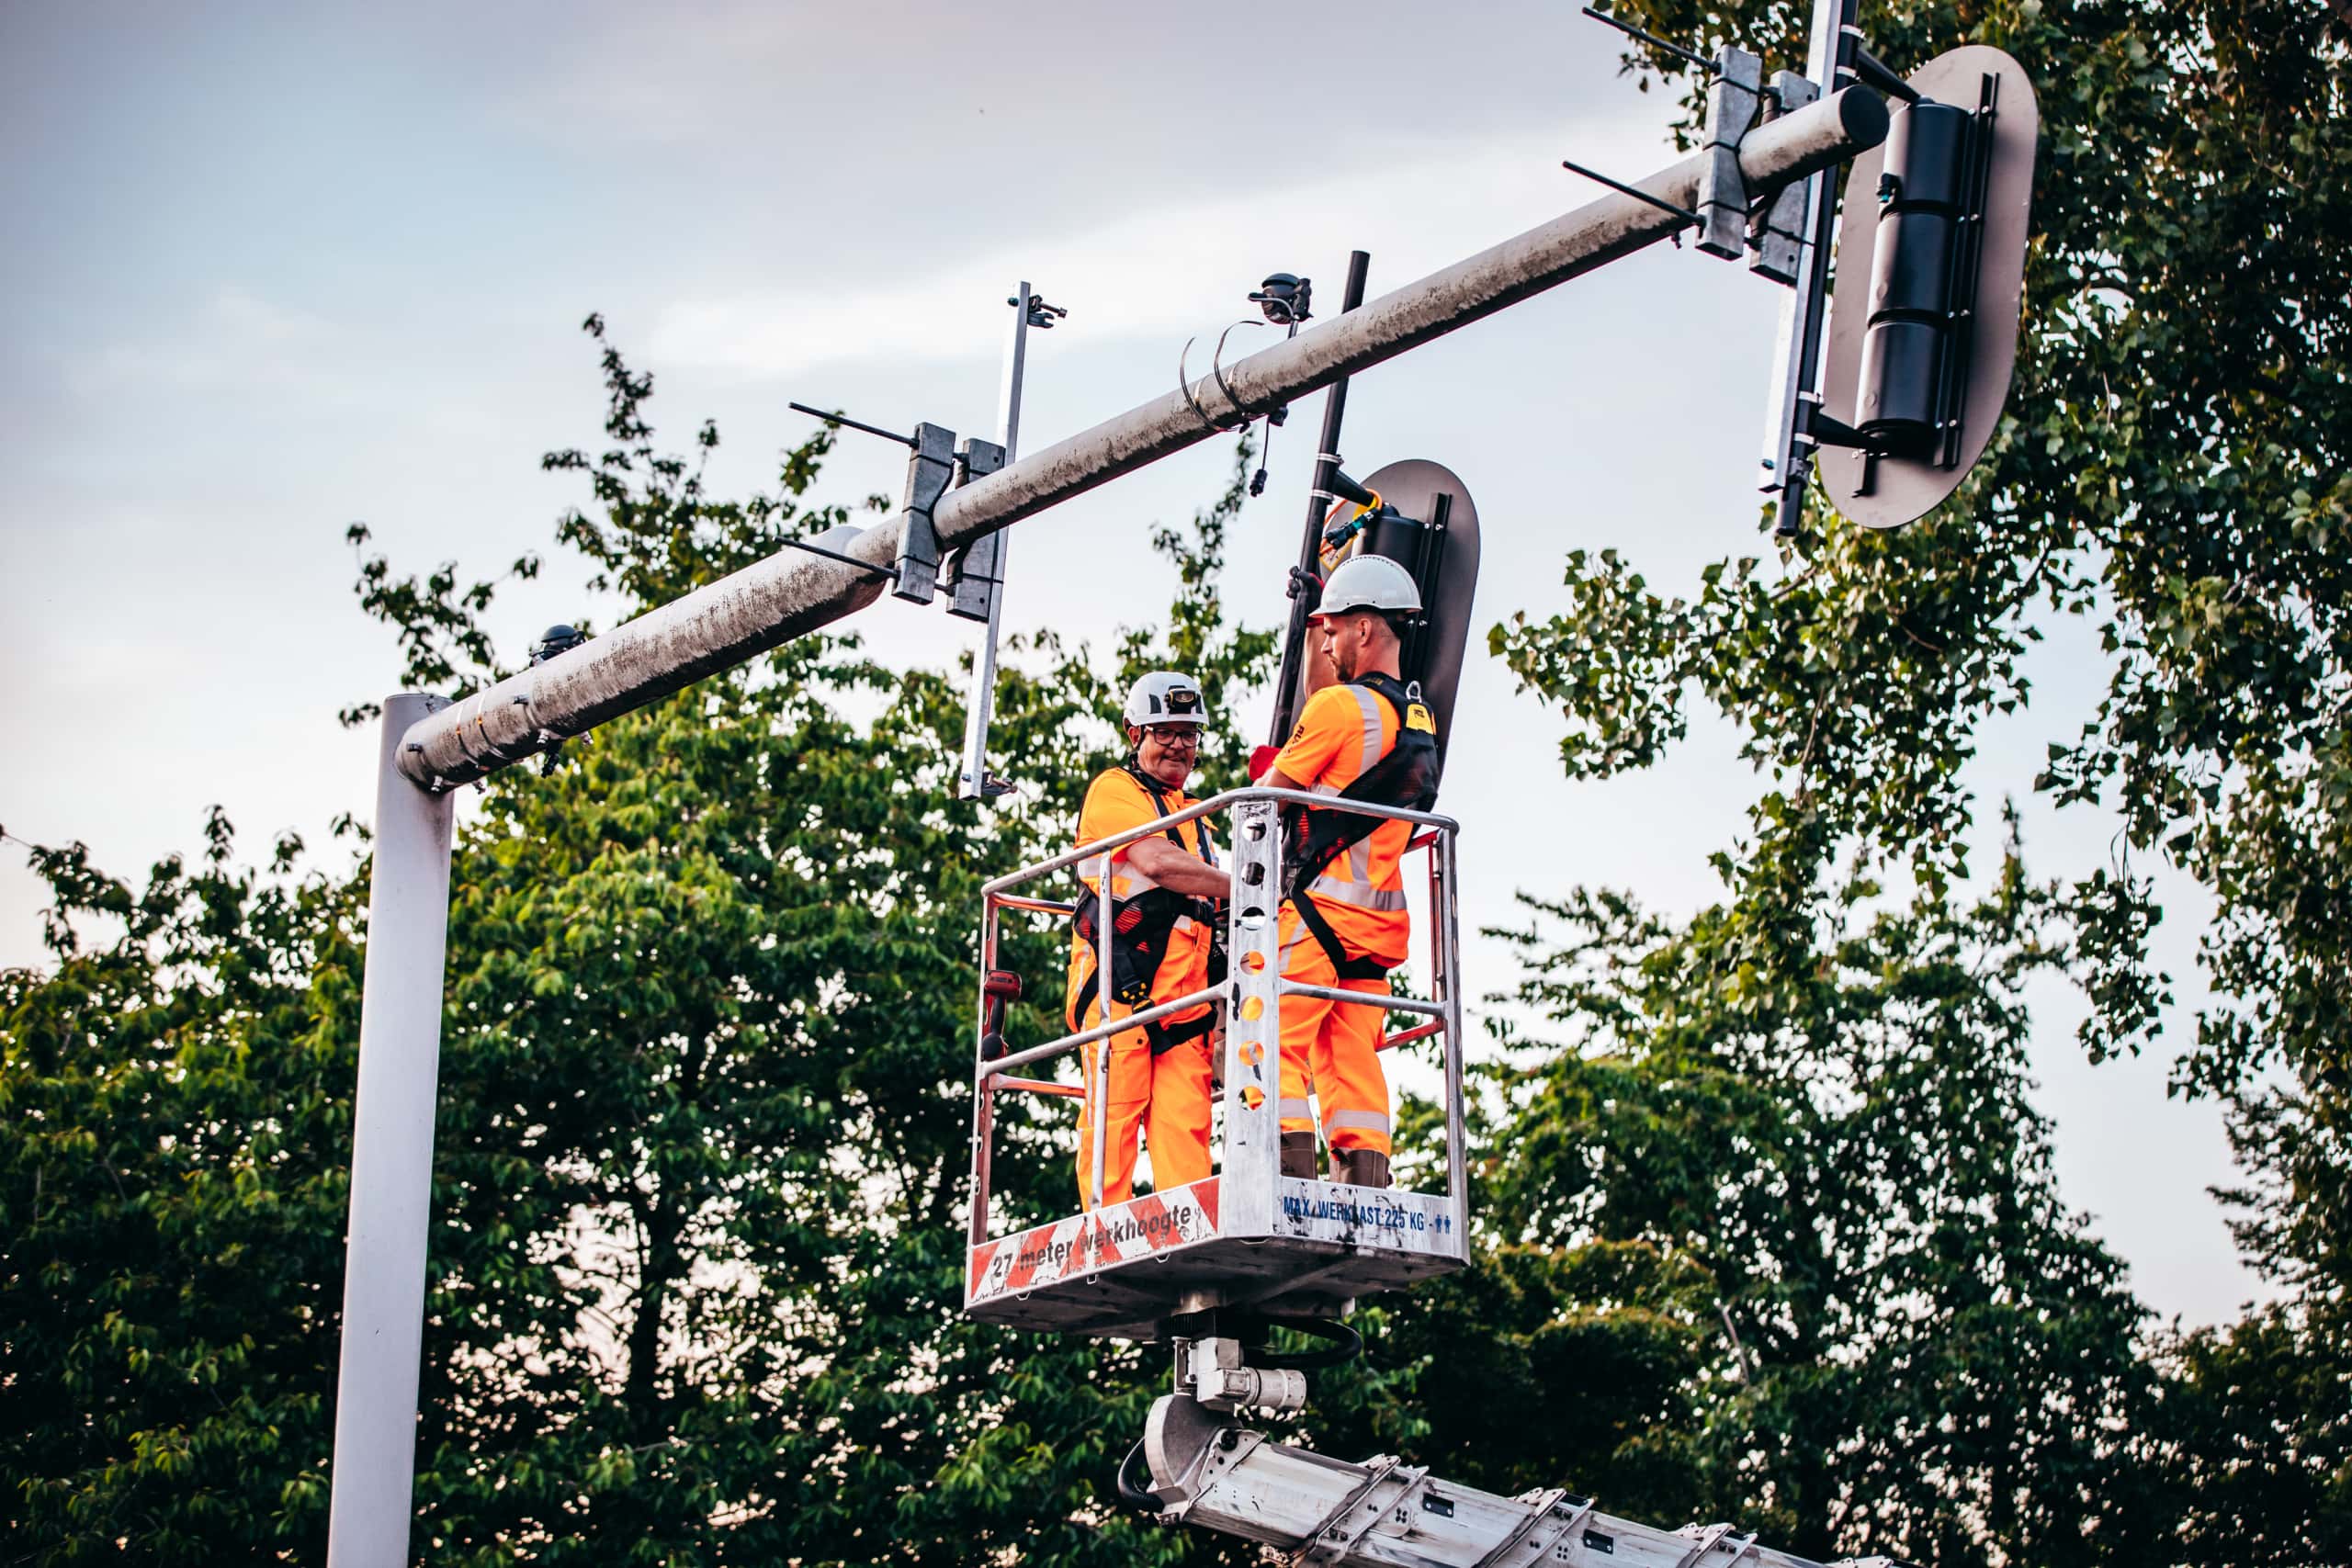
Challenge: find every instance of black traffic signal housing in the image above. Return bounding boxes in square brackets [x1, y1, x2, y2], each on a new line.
[1854, 98, 1986, 461]
[1811, 45, 2040, 530]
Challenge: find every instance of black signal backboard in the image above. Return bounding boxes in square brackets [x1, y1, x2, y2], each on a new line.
[1819, 45, 2040, 529]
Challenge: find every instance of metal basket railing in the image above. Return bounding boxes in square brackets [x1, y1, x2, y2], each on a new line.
[967, 785, 1465, 1249]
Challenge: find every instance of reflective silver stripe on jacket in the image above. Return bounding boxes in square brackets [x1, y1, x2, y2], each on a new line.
[1298, 686, 1408, 913]
[1306, 874, 1410, 912]
[1324, 1107, 1392, 1136]
[1080, 852, 1164, 893]
[1345, 683, 1385, 772]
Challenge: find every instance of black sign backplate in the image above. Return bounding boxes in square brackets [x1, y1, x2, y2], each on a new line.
[1819, 45, 2040, 529]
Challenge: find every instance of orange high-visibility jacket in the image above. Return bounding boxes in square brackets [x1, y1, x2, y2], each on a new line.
[1064, 766, 1218, 1030]
[1272, 682, 1417, 969]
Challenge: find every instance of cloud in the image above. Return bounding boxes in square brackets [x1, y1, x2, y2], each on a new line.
[490, 4, 899, 151]
[644, 117, 1679, 378]
[69, 286, 349, 399]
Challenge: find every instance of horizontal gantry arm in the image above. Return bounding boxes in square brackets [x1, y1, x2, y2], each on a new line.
[395, 88, 1887, 789]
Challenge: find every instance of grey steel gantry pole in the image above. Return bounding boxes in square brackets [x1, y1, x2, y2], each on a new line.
[325, 80, 1890, 1548]
[389, 85, 1886, 792]
[327, 693, 457, 1568]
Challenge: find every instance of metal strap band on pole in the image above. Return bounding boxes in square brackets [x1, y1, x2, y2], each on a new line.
[393, 87, 1887, 789]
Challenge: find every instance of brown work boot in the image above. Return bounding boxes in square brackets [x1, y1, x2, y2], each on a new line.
[1332, 1149, 1392, 1190]
[1280, 1132, 1320, 1179]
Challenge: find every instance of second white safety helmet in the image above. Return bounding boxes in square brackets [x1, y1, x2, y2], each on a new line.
[1123, 670, 1209, 728]
[1314, 552, 1423, 617]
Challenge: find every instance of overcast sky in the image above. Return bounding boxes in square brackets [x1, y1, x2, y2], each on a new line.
[0, 1, 2267, 1326]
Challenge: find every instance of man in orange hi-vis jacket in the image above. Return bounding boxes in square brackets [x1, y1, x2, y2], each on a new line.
[1066, 671, 1232, 1208]
[1261, 555, 1440, 1190]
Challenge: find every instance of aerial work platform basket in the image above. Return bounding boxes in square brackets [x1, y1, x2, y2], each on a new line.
[965, 786, 1470, 1340]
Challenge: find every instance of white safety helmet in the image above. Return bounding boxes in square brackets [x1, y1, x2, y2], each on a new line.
[1314, 553, 1423, 617]
[1123, 671, 1209, 729]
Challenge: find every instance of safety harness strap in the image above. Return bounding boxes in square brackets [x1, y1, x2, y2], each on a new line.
[1283, 673, 1441, 980]
[1292, 887, 1396, 982]
[1142, 1009, 1216, 1056]
[1069, 761, 1224, 1045]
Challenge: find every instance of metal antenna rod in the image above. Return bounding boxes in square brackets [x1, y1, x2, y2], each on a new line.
[1579, 5, 1719, 73]
[777, 536, 888, 579]
[786, 401, 916, 448]
[1560, 157, 1702, 226]
[1850, 41, 1924, 104]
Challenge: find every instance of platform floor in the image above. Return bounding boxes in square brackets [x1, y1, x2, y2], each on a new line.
[966, 1176, 1467, 1338]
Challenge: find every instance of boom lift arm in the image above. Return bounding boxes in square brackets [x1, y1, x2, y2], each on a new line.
[1146, 1393, 1899, 1568]
[1129, 1325, 1901, 1568]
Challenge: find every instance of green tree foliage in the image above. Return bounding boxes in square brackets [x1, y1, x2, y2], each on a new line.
[11, 10, 2346, 1544]
[3, 813, 362, 1557]
[1495, 1, 2352, 1560]
[1483, 828, 2161, 1564]
[355, 320, 1280, 1564]
[2, 318, 1272, 1563]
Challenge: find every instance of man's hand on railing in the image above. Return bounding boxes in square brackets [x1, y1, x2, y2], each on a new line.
[1125, 835, 1232, 902]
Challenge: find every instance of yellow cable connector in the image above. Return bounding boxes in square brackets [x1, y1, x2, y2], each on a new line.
[1317, 491, 1385, 572]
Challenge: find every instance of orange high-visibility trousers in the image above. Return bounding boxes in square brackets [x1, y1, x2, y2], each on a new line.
[1073, 998, 1216, 1207]
[1273, 908, 1393, 1156]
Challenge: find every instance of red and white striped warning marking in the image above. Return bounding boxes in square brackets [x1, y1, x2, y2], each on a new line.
[968, 1179, 1221, 1305]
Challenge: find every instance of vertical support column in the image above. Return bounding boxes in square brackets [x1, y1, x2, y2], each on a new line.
[1089, 848, 1118, 1211]
[1759, 0, 1864, 537]
[1435, 828, 1468, 1239]
[1221, 798, 1285, 1238]
[1269, 252, 1372, 748]
[967, 893, 1002, 1247]
[955, 281, 1035, 799]
[327, 692, 457, 1568]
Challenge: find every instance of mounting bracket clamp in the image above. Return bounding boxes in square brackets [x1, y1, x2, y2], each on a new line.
[1747, 71, 1821, 282]
[944, 436, 1009, 621]
[891, 422, 958, 604]
[1696, 46, 1764, 259]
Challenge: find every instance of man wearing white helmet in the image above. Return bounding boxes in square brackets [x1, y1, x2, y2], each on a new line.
[1065, 671, 1233, 1208]
[1261, 554, 1440, 1190]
